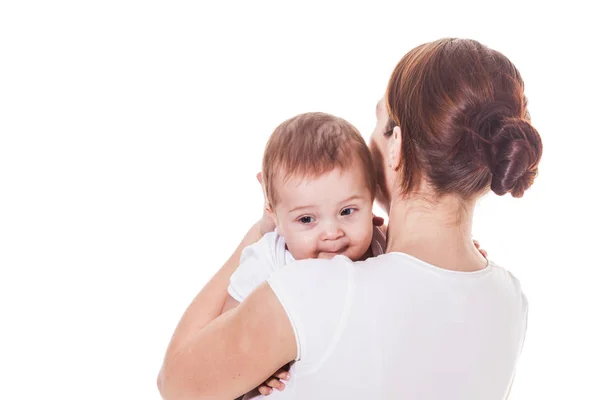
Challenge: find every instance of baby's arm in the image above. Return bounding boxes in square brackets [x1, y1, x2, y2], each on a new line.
[216, 235, 275, 330]
[227, 232, 280, 303]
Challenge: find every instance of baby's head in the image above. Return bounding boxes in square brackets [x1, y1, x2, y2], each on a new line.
[262, 112, 376, 261]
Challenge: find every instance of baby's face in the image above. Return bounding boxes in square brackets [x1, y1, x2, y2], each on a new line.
[271, 167, 374, 261]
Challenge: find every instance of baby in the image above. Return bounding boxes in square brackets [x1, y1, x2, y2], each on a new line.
[224, 112, 385, 398]
[225, 112, 384, 309]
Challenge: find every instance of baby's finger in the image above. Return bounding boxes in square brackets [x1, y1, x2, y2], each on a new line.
[266, 377, 286, 391]
[273, 369, 291, 380]
[473, 240, 480, 248]
[258, 385, 273, 396]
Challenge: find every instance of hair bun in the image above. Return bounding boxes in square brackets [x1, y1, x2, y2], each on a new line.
[490, 118, 542, 197]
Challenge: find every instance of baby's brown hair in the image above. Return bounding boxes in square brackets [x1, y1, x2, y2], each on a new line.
[262, 112, 376, 208]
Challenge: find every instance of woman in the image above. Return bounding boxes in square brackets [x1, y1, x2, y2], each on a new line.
[157, 38, 542, 399]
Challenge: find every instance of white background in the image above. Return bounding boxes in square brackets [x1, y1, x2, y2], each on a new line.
[1, 1, 598, 399]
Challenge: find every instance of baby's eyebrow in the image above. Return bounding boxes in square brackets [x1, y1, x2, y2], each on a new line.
[339, 195, 366, 205]
[288, 204, 316, 214]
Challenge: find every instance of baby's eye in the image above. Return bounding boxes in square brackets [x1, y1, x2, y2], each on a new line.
[341, 208, 357, 216]
[299, 216, 315, 224]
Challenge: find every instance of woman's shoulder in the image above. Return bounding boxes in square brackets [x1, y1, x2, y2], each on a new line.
[358, 253, 526, 293]
[268, 256, 356, 297]
[361, 252, 513, 275]
[487, 260, 528, 304]
[273, 255, 356, 280]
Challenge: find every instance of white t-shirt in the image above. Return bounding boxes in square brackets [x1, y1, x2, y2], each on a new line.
[262, 253, 528, 400]
[228, 229, 385, 303]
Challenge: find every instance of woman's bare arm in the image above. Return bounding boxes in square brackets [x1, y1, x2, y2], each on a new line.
[158, 282, 297, 400]
[157, 223, 261, 392]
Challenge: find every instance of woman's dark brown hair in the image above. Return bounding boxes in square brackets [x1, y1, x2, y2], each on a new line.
[386, 38, 542, 198]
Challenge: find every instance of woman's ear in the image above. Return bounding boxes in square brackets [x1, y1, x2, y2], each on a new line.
[388, 126, 402, 171]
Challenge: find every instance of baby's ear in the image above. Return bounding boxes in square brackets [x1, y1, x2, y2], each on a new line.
[266, 204, 276, 220]
[266, 205, 280, 228]
[258, 204, 278, 236]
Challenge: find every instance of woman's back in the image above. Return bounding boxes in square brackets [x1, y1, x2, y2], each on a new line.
[157, 39, 538, 400]
[266, 253, 527, 399]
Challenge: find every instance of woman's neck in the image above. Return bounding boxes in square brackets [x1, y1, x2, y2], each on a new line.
[385, 193, 487, 272]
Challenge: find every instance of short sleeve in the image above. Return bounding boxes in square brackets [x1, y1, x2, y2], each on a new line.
[228, 233, 281, 302]
[267, 256, 354, 371]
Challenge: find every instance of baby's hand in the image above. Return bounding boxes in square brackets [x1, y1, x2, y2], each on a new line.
[473, 240, 488, 259]
[257, 366, 291, 396]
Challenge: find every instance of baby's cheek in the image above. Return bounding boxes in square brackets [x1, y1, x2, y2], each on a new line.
[355, 225, 374, 253]
[286, 233, 317, 260]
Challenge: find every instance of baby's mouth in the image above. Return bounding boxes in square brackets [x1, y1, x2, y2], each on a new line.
[317, 244, 349, 259]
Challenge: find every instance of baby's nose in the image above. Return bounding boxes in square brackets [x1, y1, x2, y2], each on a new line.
[322, 224, 343, 241]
